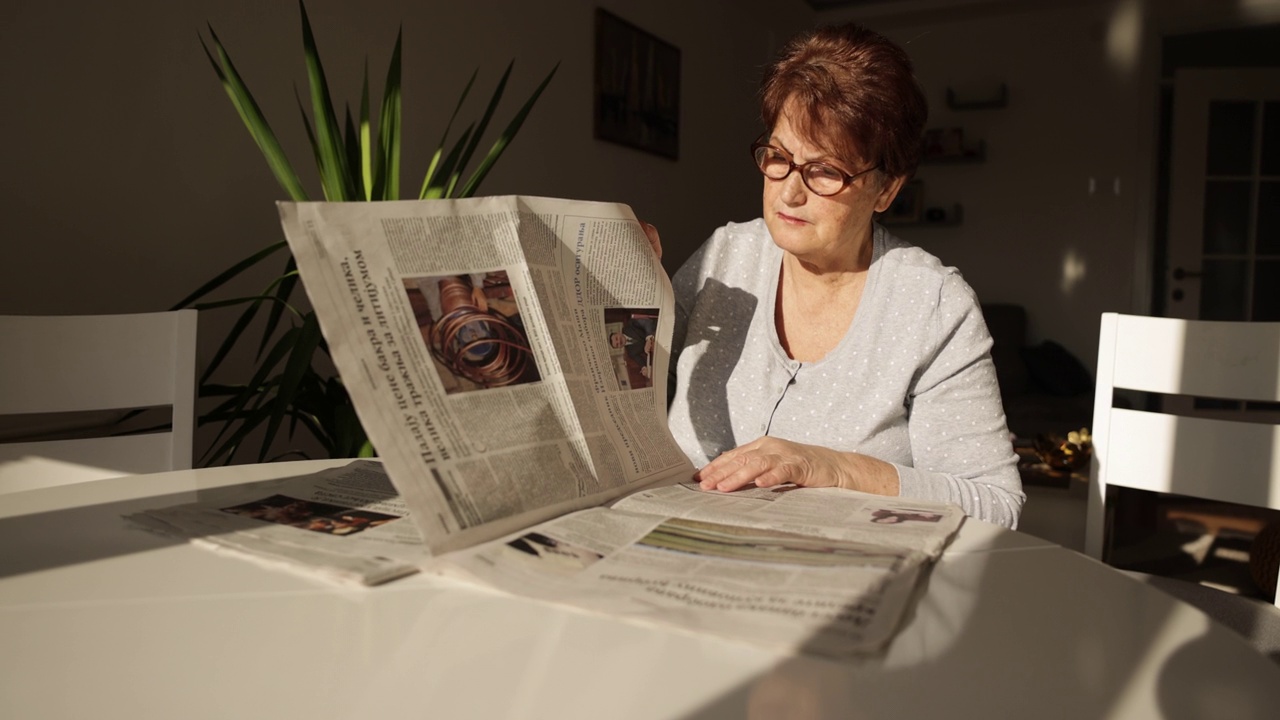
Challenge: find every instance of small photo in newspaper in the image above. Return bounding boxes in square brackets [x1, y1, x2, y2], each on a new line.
[865, 507, 945, 525]
[603, 307, 660, 390]
[636, 517, 906, 570]
[219, 494, 401, 537]
[503, 531, 605, 574]
[402, 270, 542, 393]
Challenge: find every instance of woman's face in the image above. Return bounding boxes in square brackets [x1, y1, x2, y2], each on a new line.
[762, 107, 904, 270]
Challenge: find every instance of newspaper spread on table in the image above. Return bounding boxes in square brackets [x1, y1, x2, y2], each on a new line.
[129, 461, 421, 586]
[444, 478, 963, 658]
[131, 196, 967, 658]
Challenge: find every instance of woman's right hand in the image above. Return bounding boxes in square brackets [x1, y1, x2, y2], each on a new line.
[639, 221, 662, 259]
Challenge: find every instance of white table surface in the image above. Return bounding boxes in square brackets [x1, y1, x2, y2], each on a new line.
[2, 460, 1278, 720]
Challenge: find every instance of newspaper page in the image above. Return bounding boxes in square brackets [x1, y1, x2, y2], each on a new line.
[440, 487, 963, 658]
[278, 197, 694, 555]
[128, 461, 423, 586]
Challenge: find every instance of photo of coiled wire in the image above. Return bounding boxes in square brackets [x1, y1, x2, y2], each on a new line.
[402, 271, 541, 394]
[604, 307, 660, 391]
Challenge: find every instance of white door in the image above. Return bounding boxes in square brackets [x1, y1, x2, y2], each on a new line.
[1167, 68, 1280, 324]
[1166, 68, 1280, 415]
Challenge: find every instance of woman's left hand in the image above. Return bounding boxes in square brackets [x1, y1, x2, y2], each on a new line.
[695, 436, 899, 495]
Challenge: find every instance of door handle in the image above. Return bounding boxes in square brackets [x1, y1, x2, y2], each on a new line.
[1172, 267, 1204, 281]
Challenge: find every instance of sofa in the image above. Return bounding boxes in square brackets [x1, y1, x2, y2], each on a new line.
[981, 303, 1094, 439]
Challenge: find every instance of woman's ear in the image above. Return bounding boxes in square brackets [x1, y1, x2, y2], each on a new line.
[873, 175, 908, 213]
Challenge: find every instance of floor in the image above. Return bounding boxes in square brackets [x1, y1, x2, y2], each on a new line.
[1016, 469, 1280, 603]
[1107, 491, 1280, 603]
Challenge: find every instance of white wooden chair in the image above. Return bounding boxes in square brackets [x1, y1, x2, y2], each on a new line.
[0, 310, 197, 493]
[1088, 312, 1280, 659]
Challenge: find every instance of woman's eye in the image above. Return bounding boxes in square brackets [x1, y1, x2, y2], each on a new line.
[811, 165, 843, 182]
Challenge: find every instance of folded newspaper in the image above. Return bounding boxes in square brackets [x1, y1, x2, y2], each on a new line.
[132, 196, 965, 658]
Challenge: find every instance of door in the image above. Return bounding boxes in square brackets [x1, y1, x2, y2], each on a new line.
[1167, 68, 1280, 324]
[1166, 68, 1280, 416]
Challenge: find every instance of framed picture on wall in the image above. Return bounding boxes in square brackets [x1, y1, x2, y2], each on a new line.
[593, 8, 680, 159]
[880, 180, 923, 225]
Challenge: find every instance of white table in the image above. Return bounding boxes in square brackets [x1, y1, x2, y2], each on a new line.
[2, 460, 1278, 719]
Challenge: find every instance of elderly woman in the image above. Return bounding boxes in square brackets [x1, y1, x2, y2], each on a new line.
[665, 24, 1023, 528]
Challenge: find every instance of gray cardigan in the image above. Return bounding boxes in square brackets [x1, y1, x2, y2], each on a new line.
[668, 219, 1024, 528]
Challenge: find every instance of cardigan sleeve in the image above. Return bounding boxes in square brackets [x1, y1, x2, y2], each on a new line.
[893, 274, 1025, 528]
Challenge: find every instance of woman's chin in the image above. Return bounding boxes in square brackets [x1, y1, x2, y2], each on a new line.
[765, 222, 814, 254]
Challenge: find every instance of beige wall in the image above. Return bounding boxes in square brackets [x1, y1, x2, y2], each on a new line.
[0, 0, 815, 458]
[825, 0, 1280, 371]
[6, 0, 1278, 421]
[0, 0, 813, 319]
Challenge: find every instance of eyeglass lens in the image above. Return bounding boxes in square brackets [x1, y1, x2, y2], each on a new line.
[752, 145, 852, 197]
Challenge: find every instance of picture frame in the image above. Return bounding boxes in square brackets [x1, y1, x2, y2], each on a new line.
[593, 8, 680, 159]
[881, 180, 923, 225]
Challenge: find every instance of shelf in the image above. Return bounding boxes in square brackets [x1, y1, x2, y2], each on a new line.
[946, 84, 1007, 111]
[921, 140, 985, 165]
[885, 204, 964, 228]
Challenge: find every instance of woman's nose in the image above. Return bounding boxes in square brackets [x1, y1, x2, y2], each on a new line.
[779, 171, 807, 205]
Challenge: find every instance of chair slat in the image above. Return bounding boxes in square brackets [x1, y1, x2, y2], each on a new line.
[0, 311, 198, 481]
[1106, 408, 1280, 510]
[1111, 314, 1280, 402]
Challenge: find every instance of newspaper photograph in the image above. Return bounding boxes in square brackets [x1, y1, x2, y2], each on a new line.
[128, 461, 424, 586]
[613, 482, 964, 556]
[277, 196, 696, 555]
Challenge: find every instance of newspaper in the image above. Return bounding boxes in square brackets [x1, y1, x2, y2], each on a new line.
[280, 196, 694, 555]
[133, 196, 966, 657]
[444, 481, 963, 657]
[129, 461, 421, 586]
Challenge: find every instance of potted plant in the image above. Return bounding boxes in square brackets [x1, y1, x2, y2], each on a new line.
[174, 1, 556, 464]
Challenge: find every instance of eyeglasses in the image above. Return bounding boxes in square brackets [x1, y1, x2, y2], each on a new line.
[750, 140, 878, 197]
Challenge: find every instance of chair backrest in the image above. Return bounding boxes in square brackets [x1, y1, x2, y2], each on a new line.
[0, 310, 198, 489]
[1086, 312, 1280, 604]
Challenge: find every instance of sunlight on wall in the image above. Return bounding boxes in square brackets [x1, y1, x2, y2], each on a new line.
[1062, 248, 1088, 296]
[1105, 0, 1144, 77]
[1238, 0, 1280, 22]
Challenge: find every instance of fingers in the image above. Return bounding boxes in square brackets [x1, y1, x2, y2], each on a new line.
[697, 438, 787, 492]
[639, 221, 662, 259]
[696, 438, 852, 493]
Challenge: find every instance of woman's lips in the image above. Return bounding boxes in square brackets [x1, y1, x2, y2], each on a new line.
[777, 211, 807, 225]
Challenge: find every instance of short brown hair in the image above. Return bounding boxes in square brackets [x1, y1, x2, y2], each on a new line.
[760, 24, 928, 179]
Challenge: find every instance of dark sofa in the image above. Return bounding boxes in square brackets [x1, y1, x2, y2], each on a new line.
[981, 304, 1094, 438]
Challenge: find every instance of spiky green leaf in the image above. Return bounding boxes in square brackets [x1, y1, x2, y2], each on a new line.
[201, 30, 308, 201]
[419, 68, 477, 198]
[459, 62, 560, 197]
[260, 313, 323, 462]
[170, 241, 287, 310]
[423, 124, 473, 199]
[449, 61, 513, 195]
[356, 62, 372, 200]
[374, 31, 403, 200]
[299, 0, 351, 200]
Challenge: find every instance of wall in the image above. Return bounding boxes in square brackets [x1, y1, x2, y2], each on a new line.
[0, 0, 814, 457]
[825, 0, 1280, 372]
[0, 0, 817, 309]
[9, 0, 1278, 451]
[2, 0, 827, 315]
